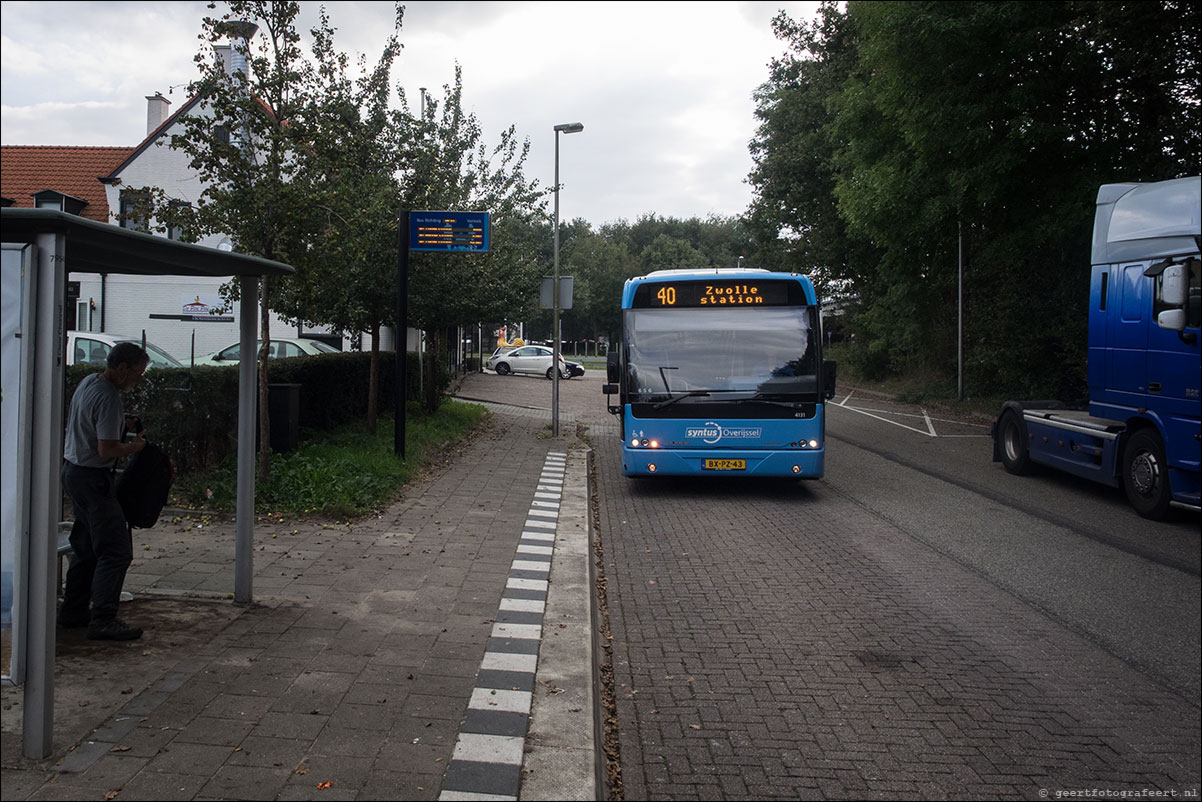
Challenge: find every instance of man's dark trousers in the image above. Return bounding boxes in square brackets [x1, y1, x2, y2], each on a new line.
[60, 462, 133, 623]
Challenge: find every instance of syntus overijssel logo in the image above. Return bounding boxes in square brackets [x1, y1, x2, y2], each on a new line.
[686, 422, 762, 444]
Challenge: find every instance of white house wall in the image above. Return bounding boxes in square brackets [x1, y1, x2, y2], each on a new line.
[69, 272, 298, 363]
[75, 96, 350, 358]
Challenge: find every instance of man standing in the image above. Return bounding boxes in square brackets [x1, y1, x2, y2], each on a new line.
[59, 341, 149, 641]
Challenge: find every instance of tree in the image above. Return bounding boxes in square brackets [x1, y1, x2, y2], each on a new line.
[561, 229, 636, 347]
[399, 66, 547, 411]
[638, 234, 709, 275]
[749, 0, 1200, 395]
[272, 4, 405, 434]
[154, 0, 318, 480]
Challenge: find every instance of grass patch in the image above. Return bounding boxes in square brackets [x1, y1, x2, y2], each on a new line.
[173, 401, 488, 518]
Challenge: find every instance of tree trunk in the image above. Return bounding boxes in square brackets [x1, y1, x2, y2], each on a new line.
[258, 276, 271, 483]
[367, 322, 380, 435]
[424, 326, 439, 413]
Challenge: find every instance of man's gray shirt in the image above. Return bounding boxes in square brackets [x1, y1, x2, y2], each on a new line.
[64, 372, 124, 469]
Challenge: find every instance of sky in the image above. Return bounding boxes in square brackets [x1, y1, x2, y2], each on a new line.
[1, 0, 820, 228]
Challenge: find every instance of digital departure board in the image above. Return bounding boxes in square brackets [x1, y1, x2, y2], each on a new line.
[631, 279, 803, 308]
[409, 211, 490, 252]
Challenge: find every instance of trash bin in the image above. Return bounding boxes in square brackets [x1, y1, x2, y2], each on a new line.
[267, 383, 301, 453]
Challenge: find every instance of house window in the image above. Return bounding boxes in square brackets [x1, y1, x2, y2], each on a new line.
[119, 191, 150, 232]
[214, 125, 231, 146]
[32, 190, 86, 215]
[166, 200, 192, 241]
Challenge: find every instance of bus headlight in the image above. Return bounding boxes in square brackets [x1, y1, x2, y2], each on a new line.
[809, 439, 819, 449]
[792, 465, 801, 474]
[647, 463, 657, 473]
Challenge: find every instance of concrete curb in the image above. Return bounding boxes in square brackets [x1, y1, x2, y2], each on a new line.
[521, 449, 596, 800]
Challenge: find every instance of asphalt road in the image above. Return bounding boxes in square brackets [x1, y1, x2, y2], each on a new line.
[825, 391, 1201, 706]
[460, 370, 1201, 799]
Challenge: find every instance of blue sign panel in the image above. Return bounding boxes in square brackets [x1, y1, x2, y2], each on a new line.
[409, 211, 490, 252]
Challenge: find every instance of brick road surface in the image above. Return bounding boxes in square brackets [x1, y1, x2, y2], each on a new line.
[590, 424, 1201, 800]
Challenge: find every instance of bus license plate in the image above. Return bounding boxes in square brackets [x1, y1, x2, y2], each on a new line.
[704, 459, 746, 471]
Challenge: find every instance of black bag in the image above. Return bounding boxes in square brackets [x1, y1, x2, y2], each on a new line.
[116, 441, 175, 529]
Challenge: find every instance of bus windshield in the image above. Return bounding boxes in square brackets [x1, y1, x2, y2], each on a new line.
[624, 305, 818, 403]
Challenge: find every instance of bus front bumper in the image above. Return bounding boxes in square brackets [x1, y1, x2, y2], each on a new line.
[620, 447, 824, 478]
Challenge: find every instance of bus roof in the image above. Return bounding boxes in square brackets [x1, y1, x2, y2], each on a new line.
[1092, 175, 1200, 266]
[643, 268, 771, 278]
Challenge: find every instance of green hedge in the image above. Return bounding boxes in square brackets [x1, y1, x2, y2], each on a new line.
[65, 351, 454, 474]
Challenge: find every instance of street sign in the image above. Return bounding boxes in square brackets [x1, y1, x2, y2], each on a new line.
[540, 276, 574, 310]
[409, 211, 490, 252]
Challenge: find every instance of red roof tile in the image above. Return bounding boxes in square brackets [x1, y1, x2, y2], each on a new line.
[1, 145, 136, 223]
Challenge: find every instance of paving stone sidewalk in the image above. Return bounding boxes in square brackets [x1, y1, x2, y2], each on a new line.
[1, 383, 596, 802]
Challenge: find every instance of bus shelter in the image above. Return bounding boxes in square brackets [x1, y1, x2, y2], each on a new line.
[1, 207, 294, 758]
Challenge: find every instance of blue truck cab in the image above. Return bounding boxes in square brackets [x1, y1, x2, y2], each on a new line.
[993, 176, 1200, 519]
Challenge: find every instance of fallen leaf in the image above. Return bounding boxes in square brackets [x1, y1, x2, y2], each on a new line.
[109, 745, 131, 752]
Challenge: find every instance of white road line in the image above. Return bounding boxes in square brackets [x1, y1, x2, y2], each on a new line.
[832, 402, 936, 437]
[468, 687, 533, 714]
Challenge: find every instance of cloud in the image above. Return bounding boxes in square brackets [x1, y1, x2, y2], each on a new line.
[0, 0, 821, 225]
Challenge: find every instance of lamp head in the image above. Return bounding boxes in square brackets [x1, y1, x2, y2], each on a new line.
[554, 122, 584, 134]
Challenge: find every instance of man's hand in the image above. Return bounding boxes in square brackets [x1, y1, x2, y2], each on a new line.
[97, 431, 147, 461]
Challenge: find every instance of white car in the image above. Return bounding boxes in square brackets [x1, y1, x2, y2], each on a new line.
[67, 331, 183, 369]
[192, 337, 340, 366]
[487, 344, 570, 379]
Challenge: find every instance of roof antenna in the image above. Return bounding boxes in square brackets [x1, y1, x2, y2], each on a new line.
[168, 83, 188, 95]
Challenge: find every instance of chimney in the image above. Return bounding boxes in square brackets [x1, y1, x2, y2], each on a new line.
[145, 92, 171, 136]
[223, 21, 259, 84]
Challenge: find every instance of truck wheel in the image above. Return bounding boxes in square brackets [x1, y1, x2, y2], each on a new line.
[1122, 429, 1171, 520]
[998, 410, 1031, 475]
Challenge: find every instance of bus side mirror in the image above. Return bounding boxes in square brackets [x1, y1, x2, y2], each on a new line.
[607, 350, 621, 383]
[822, 360, 837, 400]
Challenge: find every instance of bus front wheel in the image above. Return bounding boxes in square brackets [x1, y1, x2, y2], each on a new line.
[1122, 429, 1171, 520]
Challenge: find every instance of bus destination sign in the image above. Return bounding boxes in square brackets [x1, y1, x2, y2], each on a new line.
[632, 279, 803, 308]
[409, 211, 490, 253]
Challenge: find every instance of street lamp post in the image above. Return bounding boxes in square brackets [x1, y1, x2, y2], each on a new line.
[552, 121, 583, 436]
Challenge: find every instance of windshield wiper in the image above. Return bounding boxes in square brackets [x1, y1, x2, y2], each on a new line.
[751, 391, 810, 401]
[653, 390, 711, 409]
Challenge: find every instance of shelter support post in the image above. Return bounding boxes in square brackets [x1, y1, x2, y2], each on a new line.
[234, 277, 256, 603]
[23, 231, 65, 758]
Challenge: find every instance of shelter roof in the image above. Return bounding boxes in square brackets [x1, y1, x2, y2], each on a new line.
[1, 207, 293, 278]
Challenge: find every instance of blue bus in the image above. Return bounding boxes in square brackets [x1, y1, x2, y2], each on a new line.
[602, 268, 837, 477]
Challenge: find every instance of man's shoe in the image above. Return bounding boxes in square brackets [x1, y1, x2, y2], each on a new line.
[87, 618, 143, 641]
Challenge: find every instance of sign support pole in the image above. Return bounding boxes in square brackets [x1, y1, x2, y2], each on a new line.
[398, 210, 489, 459]
[395, 212, 409, 459]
